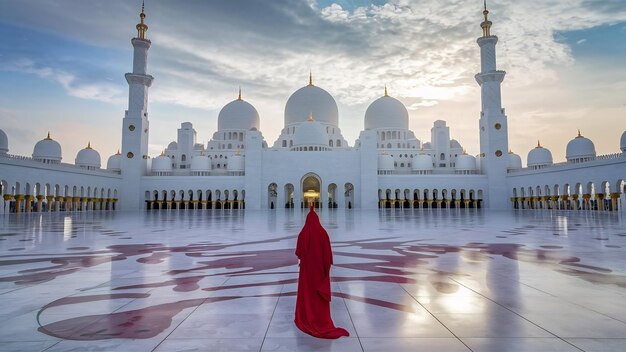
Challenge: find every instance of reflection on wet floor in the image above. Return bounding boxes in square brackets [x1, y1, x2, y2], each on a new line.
[0, 209, 625, 351]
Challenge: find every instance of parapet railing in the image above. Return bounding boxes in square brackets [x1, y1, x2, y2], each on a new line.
[508, 152, 625, 173]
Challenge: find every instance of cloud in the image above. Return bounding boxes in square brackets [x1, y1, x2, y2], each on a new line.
[407, 100, 439, 110]
[0, 0, 626, 161]
[1, 58, 125, 104]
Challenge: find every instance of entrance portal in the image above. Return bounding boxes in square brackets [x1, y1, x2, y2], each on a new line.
[301, 174, 321, 208]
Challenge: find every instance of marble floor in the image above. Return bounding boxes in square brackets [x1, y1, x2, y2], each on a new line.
[0, 209, 625, 352]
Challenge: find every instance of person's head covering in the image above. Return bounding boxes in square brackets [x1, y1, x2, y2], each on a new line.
[304, 205, 322, 232]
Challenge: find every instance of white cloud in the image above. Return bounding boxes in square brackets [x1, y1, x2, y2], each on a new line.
[1, 0, 626, 161]
[1, 59, 125, 104]
[407, 100, 439, 110]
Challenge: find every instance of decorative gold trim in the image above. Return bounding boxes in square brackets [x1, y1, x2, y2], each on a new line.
[136, 0, 148, 39]
[481, 0, 492, 37]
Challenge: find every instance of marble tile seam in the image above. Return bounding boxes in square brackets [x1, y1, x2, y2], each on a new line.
[336, 279, 365, 352]
[258, 284, 286, 352]
[447, 276, 586, 351]
[398, 282, 474, 351]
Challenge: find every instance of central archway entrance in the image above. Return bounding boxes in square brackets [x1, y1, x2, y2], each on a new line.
[301, 173, 321, 208]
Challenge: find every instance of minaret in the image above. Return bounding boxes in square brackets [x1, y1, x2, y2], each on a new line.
[475, 1, 509, 209]
[120, 1, 154, 210]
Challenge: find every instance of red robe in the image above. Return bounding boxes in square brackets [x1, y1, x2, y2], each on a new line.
[294, 207, 349, 339]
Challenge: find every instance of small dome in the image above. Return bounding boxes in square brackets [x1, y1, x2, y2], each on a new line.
[364, 94, 409, 130]
[33, 132, 62, 162]
[285, 83, 338, 127]
[167, 141, 178, 150]
[621, 131, 626, 152]
[193, 143, 205, 151]
[422, 142, 432, 150]
[527, 142, 553, 168]
[456, 153, 476, 171]
[412, 153, 434, 171]
[507, 150, 522, 170]
[191, 154, 211, 171]
[0, 128, 8, 154]
[566, 131, 596, 162]
[152, 153, 172, 172]
[450, 139, 462, 149]
[228, 153, 244, 171]
[107, 151, 122, 171]
[218, 97, 260, 131]
[75, 143, 101, 168]
[378, 153, 395, 171]
[293, 116, 328, 147]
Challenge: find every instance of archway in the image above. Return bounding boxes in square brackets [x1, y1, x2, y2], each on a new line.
[328, 183, 337, 208]
[284, 184, 294, 208]
[301, 173, 321, 208]
[267, 183, 277, 209]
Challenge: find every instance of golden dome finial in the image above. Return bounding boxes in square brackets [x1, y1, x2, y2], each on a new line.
[237, 86, 242, 100]
[45, 131, 51, 140]
[160, 149, 165, 156]
[577, 129, 582, 138]
[235, 149, 241, 156]
[481, 0, 492, 37]
[87, 141, 92, 149]
[537, 140, 541, 148]
[307, 111, 314, 121]
[384, 85, 388, 97]
[116, 149, 121, 155]
[136, 0, 148, 40]
[308, 70, 313, 86]
[509, 148, 512, 154]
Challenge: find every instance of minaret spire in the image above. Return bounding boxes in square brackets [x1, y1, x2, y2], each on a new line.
[384, 85, 388, 97]
[121, 0, 154, 210]
[475, 0, 509, 209]
[136, 0, 148, 39]
[238, 86, 242, 100]
[308, 70, 313, 86]
[481, 0, 492, 37]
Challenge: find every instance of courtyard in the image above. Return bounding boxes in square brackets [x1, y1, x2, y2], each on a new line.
[0, 209, 625, 351]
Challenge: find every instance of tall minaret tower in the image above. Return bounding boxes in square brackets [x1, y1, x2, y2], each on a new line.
[120, 1, 154, 210]
[475, 1, 509, 209]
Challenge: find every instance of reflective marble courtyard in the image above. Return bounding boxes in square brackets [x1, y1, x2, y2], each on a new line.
[1, 209, 625, 352]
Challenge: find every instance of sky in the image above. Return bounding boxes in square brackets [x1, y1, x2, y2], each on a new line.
[0, 0, 625, 166]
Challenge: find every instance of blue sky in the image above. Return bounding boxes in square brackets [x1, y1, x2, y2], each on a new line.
[557, 23, 626, 59]
[1, 0, 625, 165]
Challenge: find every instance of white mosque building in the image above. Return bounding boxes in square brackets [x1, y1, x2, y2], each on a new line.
[0, 4, 625, 213]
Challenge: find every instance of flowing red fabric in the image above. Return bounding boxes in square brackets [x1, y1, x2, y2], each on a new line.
[294, 206, 349, 339]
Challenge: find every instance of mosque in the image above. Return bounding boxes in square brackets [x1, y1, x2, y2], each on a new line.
[0, 4, 625, 213]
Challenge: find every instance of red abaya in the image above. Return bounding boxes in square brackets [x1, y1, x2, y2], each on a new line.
[294, 206, 349, 339]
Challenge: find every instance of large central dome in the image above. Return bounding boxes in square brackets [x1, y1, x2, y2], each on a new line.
[284, 84, 338, 127]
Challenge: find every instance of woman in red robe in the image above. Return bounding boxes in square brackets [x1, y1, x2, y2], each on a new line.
[294, 206, 349, 339]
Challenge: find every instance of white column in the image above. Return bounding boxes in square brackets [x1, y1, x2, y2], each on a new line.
[277, 185, 285, 209]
